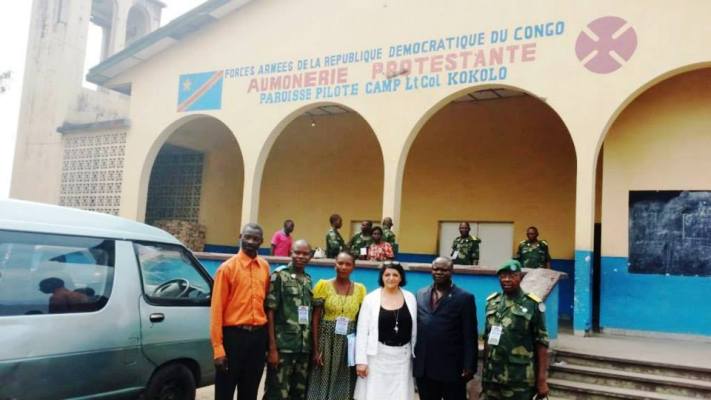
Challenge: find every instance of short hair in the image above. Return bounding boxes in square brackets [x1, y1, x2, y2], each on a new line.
[291, 239, 311, 252]
[336, 251, 355, 263]
[284, 219, 294, 226]
[460, 221, 471, 228]
[527, 226, 538, 232]
[39, 277, 65, 293]
[378, 261, 407, 287]
[241, 223, 263, 236]
[329, 214, 341, 224]
[371, 226, 383, 235]
[432, 256, 454, 268]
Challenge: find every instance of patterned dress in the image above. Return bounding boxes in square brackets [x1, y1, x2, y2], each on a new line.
[367, 241, 394, 261]
[307, 279, 366, 400]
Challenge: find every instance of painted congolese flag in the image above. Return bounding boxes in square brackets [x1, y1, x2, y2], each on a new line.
[177, 70, 224, 112]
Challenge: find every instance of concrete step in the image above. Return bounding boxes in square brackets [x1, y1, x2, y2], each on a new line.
[548, 378, 700, 400]
[549, 363, 711, 399]
[554, 350, 711, 382]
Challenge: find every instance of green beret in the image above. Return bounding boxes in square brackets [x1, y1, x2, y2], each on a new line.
[497, 259, 522, 274]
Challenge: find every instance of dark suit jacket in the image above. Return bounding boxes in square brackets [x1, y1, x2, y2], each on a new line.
[413, 284, 478, 382]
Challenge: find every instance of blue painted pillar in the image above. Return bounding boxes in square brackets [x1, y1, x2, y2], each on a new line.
[574, 250, 593, 334]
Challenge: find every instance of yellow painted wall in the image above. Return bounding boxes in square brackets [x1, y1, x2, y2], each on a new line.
[199, 143, 244, 246]
[601, 68, 711, 256]
[100, 0, 711, 257]
[258, 113, 383, 249]
[400, 95, 576, 259]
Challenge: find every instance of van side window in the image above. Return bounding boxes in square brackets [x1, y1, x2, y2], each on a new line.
[134, 242, 211, 306]
[0, 230, 115, 317]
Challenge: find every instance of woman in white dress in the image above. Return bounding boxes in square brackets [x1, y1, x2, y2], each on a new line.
[354, 262, 417, 400]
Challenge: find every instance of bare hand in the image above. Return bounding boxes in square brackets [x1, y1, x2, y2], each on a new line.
[356, 364, 368, 378]
[267, 348, 280, 369]
[536, 380, 549, 399]
[460, 368, 474, 381]
[312, 351, 324, 367]
[214, 356, 228, 373]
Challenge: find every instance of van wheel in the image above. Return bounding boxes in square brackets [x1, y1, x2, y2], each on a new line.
[143, 364, 196, 400]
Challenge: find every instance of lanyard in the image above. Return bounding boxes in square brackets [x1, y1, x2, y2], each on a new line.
[333, 279, 351, 316]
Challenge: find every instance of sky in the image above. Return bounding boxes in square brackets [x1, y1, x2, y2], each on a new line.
[0, 0, 205, 199]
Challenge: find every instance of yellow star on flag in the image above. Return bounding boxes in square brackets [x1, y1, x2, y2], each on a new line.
[182, 78, 192, 92]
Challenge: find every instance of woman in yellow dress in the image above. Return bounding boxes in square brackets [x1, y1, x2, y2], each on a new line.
[307, 252, 366, 400]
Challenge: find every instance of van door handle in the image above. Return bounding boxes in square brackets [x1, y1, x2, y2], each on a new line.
[149, 313, 165, 323]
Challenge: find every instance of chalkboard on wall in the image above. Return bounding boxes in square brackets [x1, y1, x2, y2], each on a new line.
[629, 191, 711, 276]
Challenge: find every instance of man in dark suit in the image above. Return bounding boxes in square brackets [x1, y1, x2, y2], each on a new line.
[414, 256, 478, 400]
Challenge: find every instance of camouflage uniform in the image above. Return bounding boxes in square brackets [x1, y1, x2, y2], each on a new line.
[482, 290, 549, 400]
[382, 228, 399, 255]
[325, 228, 346, 259]
[348, 233, 373, 258]
[451, 235, 482, 265]
[517, 240, 551, 269]
[265, 264, 313, 400]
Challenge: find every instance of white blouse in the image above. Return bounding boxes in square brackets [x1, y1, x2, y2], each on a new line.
[355, 288, 417, 365]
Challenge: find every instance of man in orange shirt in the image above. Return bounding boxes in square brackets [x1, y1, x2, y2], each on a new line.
[211, 223, 270, 400]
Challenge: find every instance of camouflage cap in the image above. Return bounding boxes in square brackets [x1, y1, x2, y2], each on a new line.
[497, 259, 522, 274]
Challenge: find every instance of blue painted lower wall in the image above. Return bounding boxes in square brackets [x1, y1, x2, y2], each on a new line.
[203, 244, 239, 254]
[551, 259, 574, 320]
[601, 256, 711, 336]
[203, 245, 573, 324]
[198, 257, 560, 339]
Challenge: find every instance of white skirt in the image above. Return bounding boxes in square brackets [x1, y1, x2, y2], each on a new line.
[354, 342, 415, 400]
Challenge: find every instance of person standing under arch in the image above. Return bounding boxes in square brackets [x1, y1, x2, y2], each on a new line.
[271, 219, 295, 257]
[516, 226, 551, 269]
[367, 226, 395, 262]
[451, 222, 481, 266]
[349, 221, 373, 260]
[382, 217, 399, 255]
[325, 214, 346, 259]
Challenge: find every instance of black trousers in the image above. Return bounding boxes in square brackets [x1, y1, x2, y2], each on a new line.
[215, 326, 267, 400]
[416, 376, 467, 400]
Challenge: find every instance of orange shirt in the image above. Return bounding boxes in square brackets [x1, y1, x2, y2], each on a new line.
[210, 250, 270, 359]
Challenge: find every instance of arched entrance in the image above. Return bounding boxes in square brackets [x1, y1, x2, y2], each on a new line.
[400, 86, 577, 317]
[145, 116, 244, 252]
[258, 104, 384, 252]
[596, 67, 711, 337]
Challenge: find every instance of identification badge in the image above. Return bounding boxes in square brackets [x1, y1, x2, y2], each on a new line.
[335, 316, 350, 335]
[298, 306, 309, 325]
[451, 250, 459, 259]
[359, 247, 367, 256]
[488, 325, 503, 346]
[346, 333, 356, 366]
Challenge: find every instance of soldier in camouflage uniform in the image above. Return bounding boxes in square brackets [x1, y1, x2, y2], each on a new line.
[382, 217, 399, 255]
[516, 227, 551, 269]
[451, 222, 482, 265]
[265, 240, 314, 400]
[325, 214, 346, 259]
[348, 220, 373, 260]
[482, 260, 549, 400]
